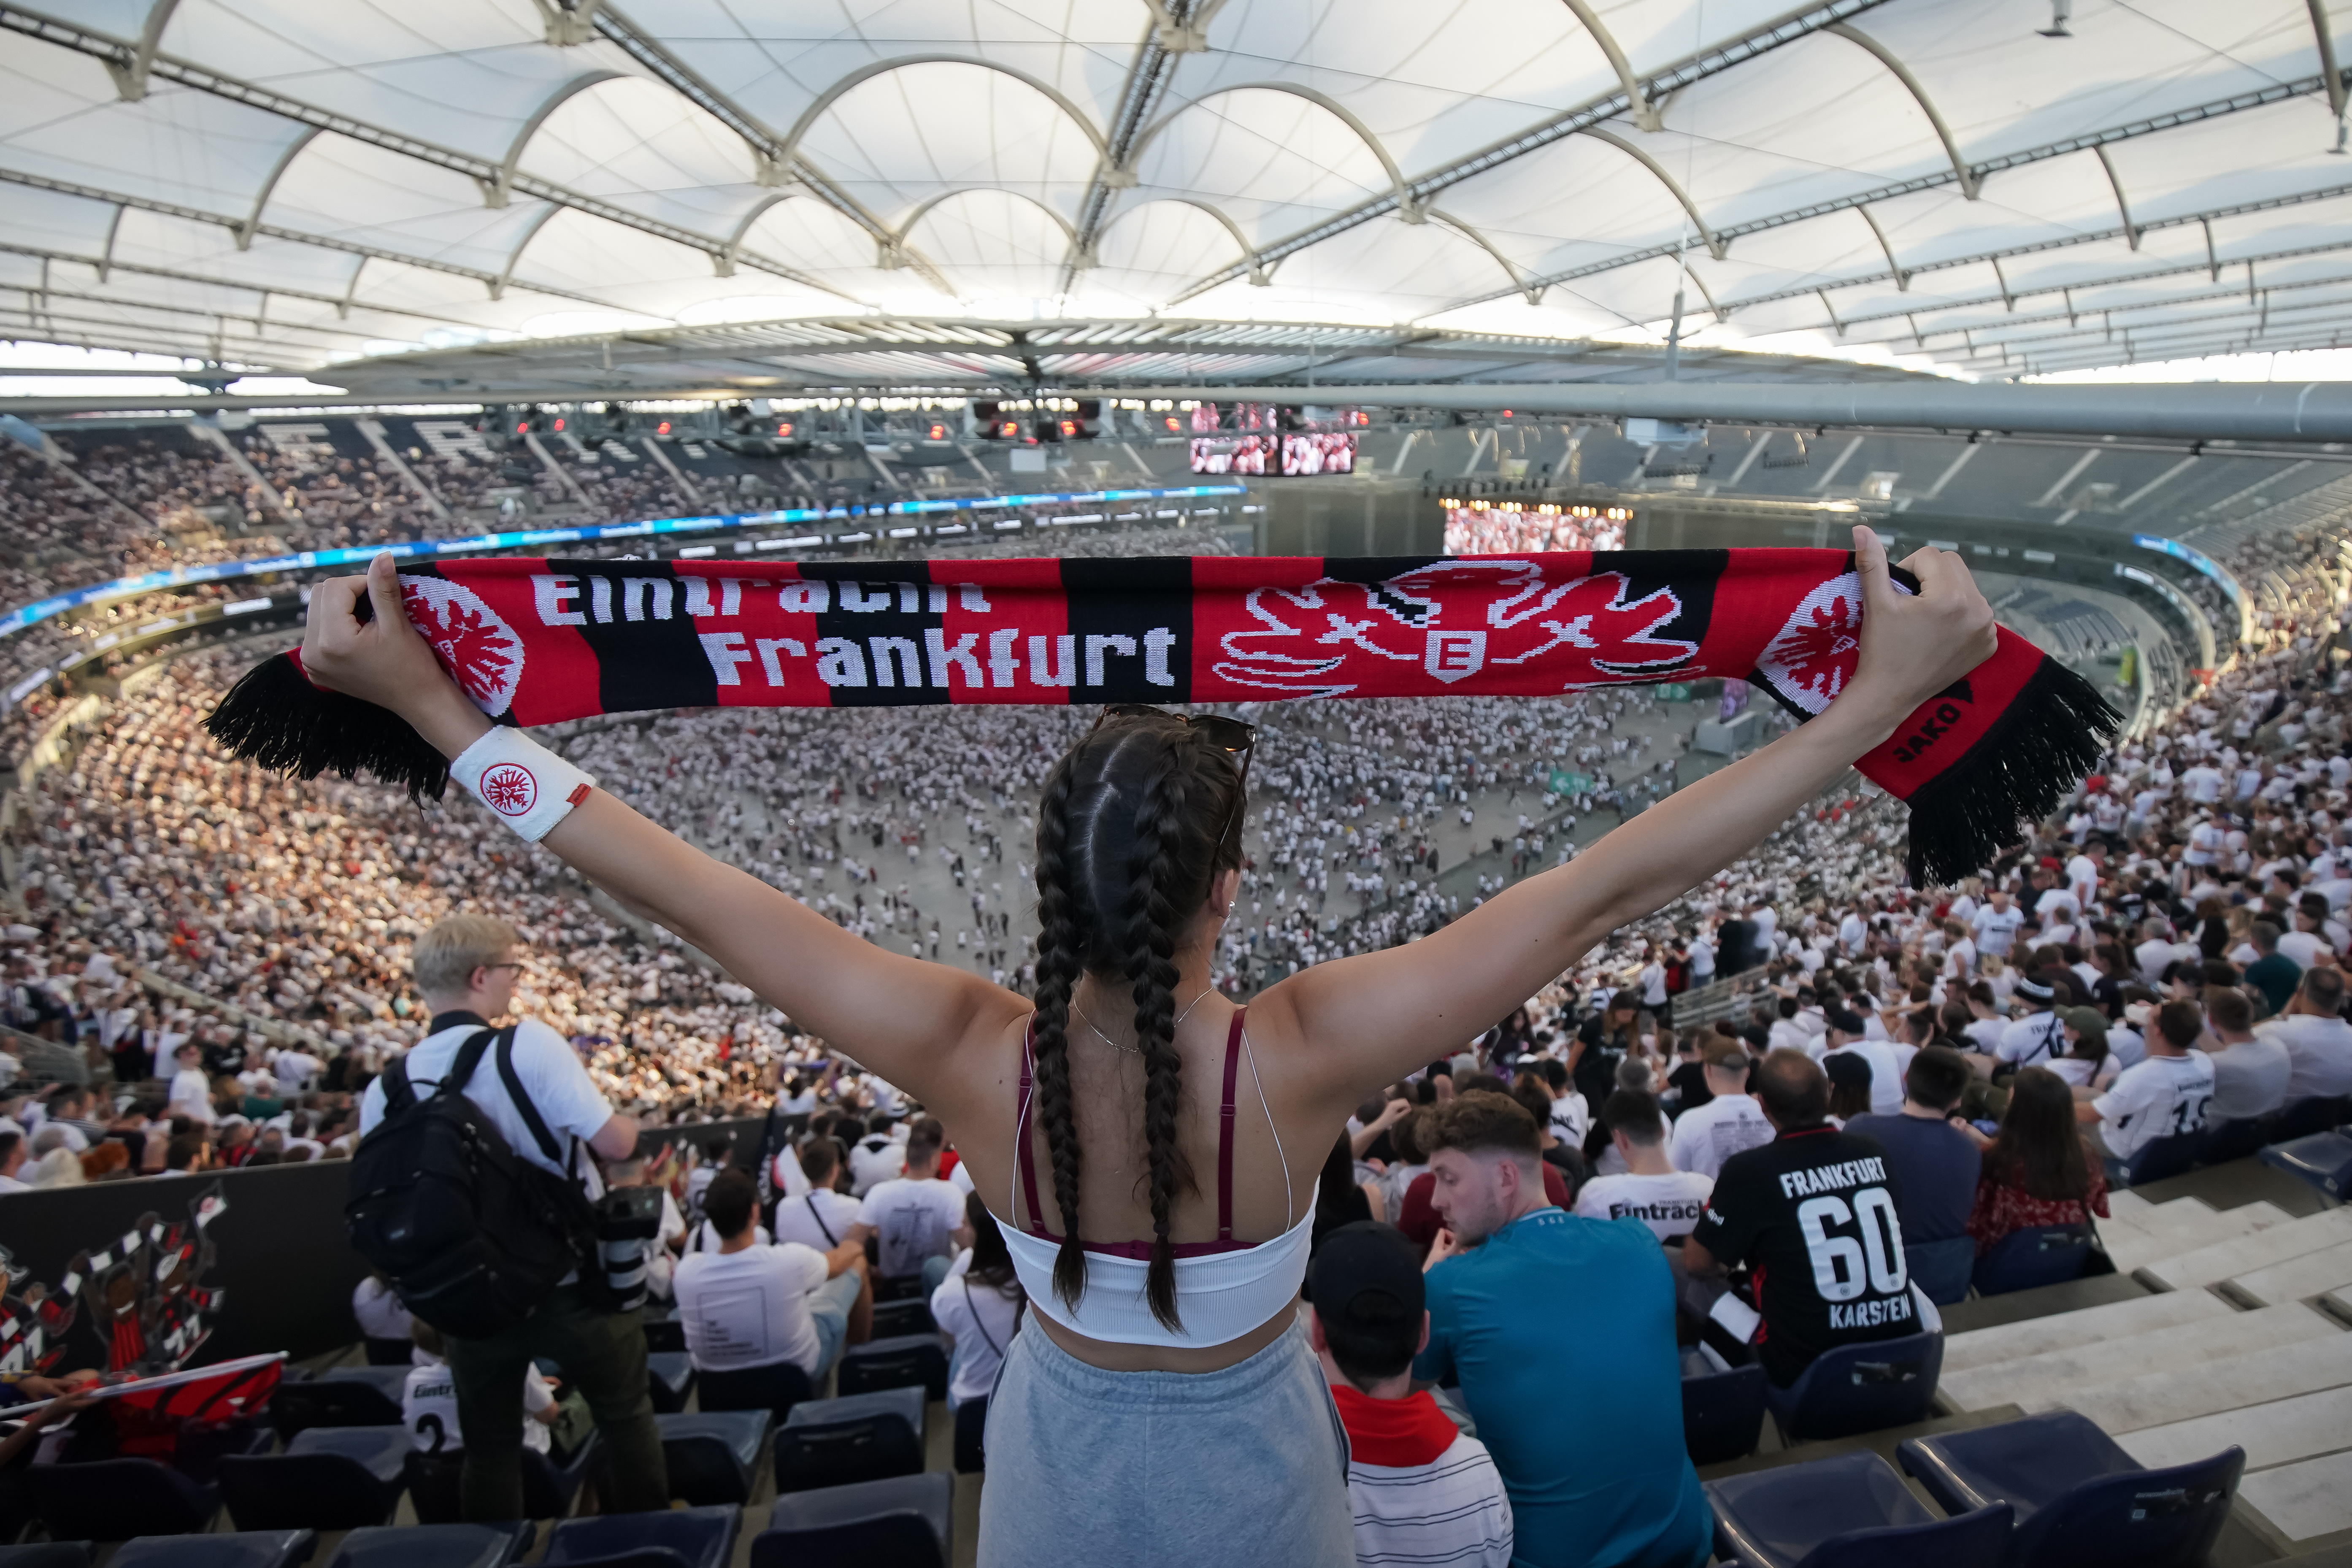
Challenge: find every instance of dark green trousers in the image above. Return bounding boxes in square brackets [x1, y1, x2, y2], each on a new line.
[445, 1285, 669, 1519]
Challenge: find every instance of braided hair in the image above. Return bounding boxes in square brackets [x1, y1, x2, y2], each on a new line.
[1029, 712, 1246, 1331]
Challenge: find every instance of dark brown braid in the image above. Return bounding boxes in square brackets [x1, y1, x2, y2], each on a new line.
[1127, 730, 1201, 1330]
[1029, 762, 1090, 1313]
[1027, 711, 1244, 1325]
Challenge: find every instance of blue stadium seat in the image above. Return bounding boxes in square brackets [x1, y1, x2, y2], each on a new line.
[31, 1456, 220, 1540]
[1681, 1361, 1768, 1465]
[1906, 1238, 1976, 1307]
[640, 1313, 687, 1356]
[1706, 1450, 2011, 1568]
[696, 1360, 816, 1425]
[403, 1429, 603, 1524]
[219, 1425, 413, 1531]
[542, 1503, 740, 1568]
[107, 1530, 319, 1568]
[952, 1397, 988, 1474]
[324, 1522, 533, 1568]
[750, 1473, 953, 1568]
[2271, 1094, 2352, 1144]
[869, 1298, 935, 1338]
[1764, 1330, 1943, 1444]
[2119, 1130, 2209, 1187]
[0, 1545, 94, 1568]
[774, 1388, 927, 1495]
[2260, 1129, 2352, 1201]
[646, 1352, 697, 1414]
[655, 1411, 772, 1507]
[268, 1367, 407, 1437]
[1971, 1225, 2095, 1297]
[1897, 1408, 2245, 1568]
[835, 1335, 949, 1400]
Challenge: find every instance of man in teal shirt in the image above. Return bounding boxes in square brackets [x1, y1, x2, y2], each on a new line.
[1413, 1090, 1710, 1568]
[2245, 921, 2301, 1017]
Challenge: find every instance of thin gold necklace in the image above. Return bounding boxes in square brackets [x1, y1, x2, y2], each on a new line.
[1071, 987, 1215, 1053]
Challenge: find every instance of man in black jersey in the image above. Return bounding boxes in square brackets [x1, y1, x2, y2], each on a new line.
[1683, 1049, 1916, 1388]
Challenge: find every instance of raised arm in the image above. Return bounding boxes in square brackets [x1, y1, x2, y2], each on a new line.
[296, 554, 1028, 1113]
[1258, 527, 1998, 1113]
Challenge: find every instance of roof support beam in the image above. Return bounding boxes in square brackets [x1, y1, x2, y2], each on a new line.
[1825, 24, 1976, 197]
[1855, 204, 1907, 288]
[238, 128, 319, 249]
[1427, 211, 1545, 305]
[0, 240, 511, 333]
[1578, 129, 1725, 257]
[1560, 0, 1663, 131]
[1437, 72, 2331, 314]
[489, 205, 565, 302]
[1168, 0, 1898, 304]
[102, 0, 177, 100]
[2093, 145, 2141, 249]
[2311, 0, 2349, 143]
[484, 70, 624, 208]
[0, 4, 858, 303]
[1062, 0, 1225, 291]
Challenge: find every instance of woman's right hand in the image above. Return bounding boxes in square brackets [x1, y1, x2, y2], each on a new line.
[301, 552, 490, 757]
[1840, 524, 1999, 735]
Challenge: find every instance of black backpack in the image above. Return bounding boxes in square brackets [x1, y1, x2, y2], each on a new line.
[346, 1027, 593, 1339]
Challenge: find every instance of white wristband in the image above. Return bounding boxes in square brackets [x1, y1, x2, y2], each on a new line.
[450, 727, 596, 842]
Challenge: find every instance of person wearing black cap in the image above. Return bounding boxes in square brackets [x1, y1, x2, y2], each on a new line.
[1990, 975, 2068, 1076]
[1308, 1223, 1513, 1568]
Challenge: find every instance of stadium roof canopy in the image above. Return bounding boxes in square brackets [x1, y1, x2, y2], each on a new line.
[0, 0, 2348, 396]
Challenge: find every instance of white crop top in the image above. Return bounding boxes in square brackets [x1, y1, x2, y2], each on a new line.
[995, 1008, 1311, 1348]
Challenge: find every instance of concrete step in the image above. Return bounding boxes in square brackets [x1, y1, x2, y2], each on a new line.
[1942, 1288, 2235, 1376]
[2241, 1450, 2352, 1545]
[2105, 1200, 2296, 1276]
[2106, 1189, 2157, 1224]
[2120, 1385, 2352, 1474]
[1941, 1303, 2339, 1418]
[2140, 1210, 2352, 1292]
[2066, 1320, 2352, 1435]
[2227, 1241, 2352, 1308]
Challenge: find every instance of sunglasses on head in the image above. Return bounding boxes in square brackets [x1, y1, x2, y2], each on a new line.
[1092, 704, 1257, 853]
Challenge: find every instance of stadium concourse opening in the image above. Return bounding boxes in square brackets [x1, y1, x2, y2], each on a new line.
[5, 1, 2352, 1565]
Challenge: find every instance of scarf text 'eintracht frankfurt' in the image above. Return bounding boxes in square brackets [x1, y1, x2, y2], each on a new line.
[203, 549, 2120, 885]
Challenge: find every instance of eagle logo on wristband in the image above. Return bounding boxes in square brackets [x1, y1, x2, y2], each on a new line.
[480, 763, 538, 817]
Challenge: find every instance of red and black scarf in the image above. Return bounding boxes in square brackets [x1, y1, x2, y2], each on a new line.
[203, 548, 2118, 885]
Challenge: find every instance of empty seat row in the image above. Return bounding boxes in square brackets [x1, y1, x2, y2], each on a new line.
[1680, 1330, 1944, 1467]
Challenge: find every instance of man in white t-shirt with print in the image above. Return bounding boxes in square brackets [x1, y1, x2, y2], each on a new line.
[356, 915, 667, 1520]
[850, 1117, 971, 1294]
[1575, 1090, 1712, 1244]
[2078, 1000, 2214, 1168]
[1970, 890, 2024, 963]
[772, 1137, 865, 1254]
[673, 1168, 869, 1384]
[1992, 976, 2071, 1074]
[1667, 1041, 1773, 1181]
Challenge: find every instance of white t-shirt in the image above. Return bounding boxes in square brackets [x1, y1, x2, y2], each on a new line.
[848, 1136, 905, 1197]
[2092, 1052, 2217, 1161]
[167, 1067, 214, 1122]
[2048, 1054, 2120, 1091]
[2258, 1014, 2352, 1103]
[1971, 904, 2024, 957]
[1995, 1012, 2070, 1071]
[1667, 1095, 1774, 1181]
[2278, 930, 2332, 971]
[360, 1020, 615, 1198]
[273, 1051, 322, 1091]
[1547, 1092, 1590, 1148]
[671, 1242, 832, 1376]
[930, 1265, 1025, 1407]
[1573, 1170, 1714, 1242]
[1825, 1039, 1906, 1116]
[770, 1144, 811, 1200]
[404, 1360, 554, 1454]
[773, 1189, 864, 1253]
[859, 1176, 966, 1279]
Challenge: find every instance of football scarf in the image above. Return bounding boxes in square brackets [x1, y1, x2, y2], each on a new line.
[203, 548, 2118, 885]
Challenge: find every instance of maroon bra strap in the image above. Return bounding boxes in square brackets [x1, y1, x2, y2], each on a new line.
[1218, 1007, 1246, 1242]
[1016, 1018, 1046, 1236]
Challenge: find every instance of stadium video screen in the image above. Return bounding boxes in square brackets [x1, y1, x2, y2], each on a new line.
[1190, 435, 1274, 475]
[1281, 432, 1356, 476]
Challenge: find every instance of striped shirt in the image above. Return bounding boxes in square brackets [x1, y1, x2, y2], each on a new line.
[1331, 1384, 1514, 1567]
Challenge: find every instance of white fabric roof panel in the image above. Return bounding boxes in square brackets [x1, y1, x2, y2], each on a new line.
[0, 0, 2347, 382]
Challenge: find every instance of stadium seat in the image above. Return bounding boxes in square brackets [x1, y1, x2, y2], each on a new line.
[2203, 1114, 2277, 1165]
[873, 1274, 926, 1304]
[2260, 1129, 2352, 1200]
[360, 1338, 415, 1368]
[1971, 1224, 2095, 1297]
[2119, 1130, 2209, 1187]
[404, 1430, 604, 1523]
[655, 1411, 772, 1507]
[0, 1546, 94, 1568]
[324, 1522, 533, 1568]
[697, 1360, 816, 1425]
[1906, 1237, 1977, 1307]
[1680, 1361, 1768, 1465]
[1706, 1451, 2011, 1568]
[646, 1352, 697, 1414]
[268, 1367, 407, 1437]
[542, 1503, 740, 1568]
[835, 1334, 950, 1400]
[1764, 1330, 1943, 1444]
[870, 1297, 936, 1338]
[640, 1314, 687, 1356]
[2271, 1094, 2352, 1144]
[31, 1456, 221, 1540]
[774, 1388, 927, 1494]
[1897, 1408, 2245, 1568]
[219, 1425, 413, 1530]
[107, 1530, 319, 1568]
[952, 1397, 988, 1473]
[749, 1473, 954, 1568]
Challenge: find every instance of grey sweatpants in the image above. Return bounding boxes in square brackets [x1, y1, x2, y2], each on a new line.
[978, 1319, 1353, 1568]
